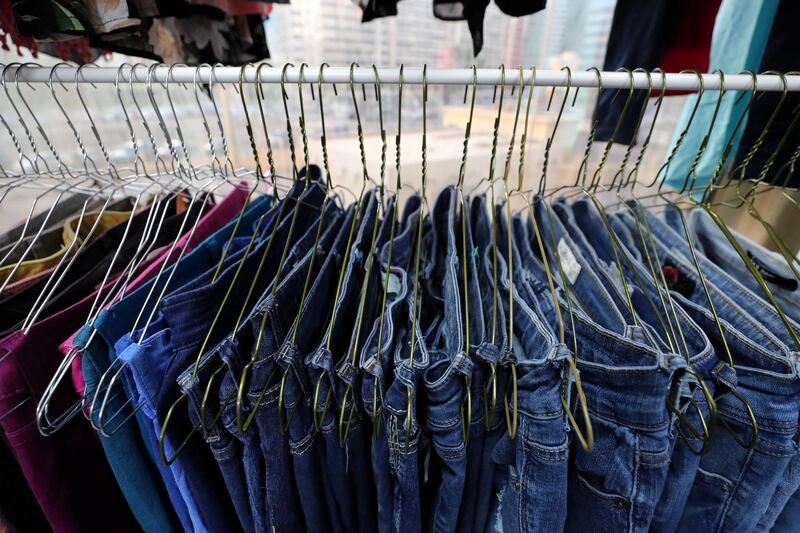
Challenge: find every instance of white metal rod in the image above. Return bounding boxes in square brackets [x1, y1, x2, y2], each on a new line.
[3, 65, 800, 91]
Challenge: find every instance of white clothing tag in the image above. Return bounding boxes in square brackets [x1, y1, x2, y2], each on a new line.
[383, 271, 401, 295]
[557, 238, 581, 285]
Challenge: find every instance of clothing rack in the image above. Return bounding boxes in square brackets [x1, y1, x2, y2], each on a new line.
[3, 62, 800, 533]
[4, 65, 800, 91]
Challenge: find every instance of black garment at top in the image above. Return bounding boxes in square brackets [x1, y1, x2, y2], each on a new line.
[594, 0, 675, 144]
[732, 0, 800, 187]
[433, 0, 545, 56]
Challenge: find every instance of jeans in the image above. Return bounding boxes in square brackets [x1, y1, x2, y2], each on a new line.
[771, 488, 800, 532]
[492, 207, 575, 532]
[672, 200, 800, 324]
[421, 186, 470, 533]
[239, 198, 339, 532]
[618, 203, 800, 533]
[270, 206, 345, 533]
[468, 194, 510, 533]
[360, 195, 420, 533]
[179, 348, 255, 533]
[116, 184, 324, 533]
[529, 198, 690, 532]
[219, 339, 270, 533]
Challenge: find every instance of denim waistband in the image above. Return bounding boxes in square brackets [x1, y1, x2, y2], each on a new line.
[615, 205, 800, 379]
[532, 197, 630, 335]
[637, 203, 800, 353]
[565, 304, 686, 430]
[470, 194, 509, 356]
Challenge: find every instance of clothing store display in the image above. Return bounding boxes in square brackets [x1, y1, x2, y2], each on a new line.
[1, 159, 799, 533]
[2, 3, 800, 525]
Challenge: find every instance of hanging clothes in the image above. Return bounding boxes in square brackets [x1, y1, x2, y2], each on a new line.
[595, 0, 722, 144]
[662, 0, 780, 194]
[3, 168, 800, 533]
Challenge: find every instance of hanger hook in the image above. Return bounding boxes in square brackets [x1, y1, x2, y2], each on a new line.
[457, 65, 479, 191]
[572, 66, 602, 188]
[297, 62, 311, 179]
[395, 64, 404, 191]
[281, 62, 299, 178]
[513, 65, 536, 193]
[650, 68, 706, 191]
[609, 67, 653, 192]
[487, 64, 506, 187]
[254, 62, 277, 183]
[540, 66, 572, 195]
[349, 62, 369, 182]
[590, 67, 635, 191]
[318, 62, 334, 190]
[626, 67, 667, 189]
[678, 68, 727, 196]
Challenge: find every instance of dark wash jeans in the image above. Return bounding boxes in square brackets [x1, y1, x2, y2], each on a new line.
[528, 199, 687, 532]
[421, 186, 471, 533]
[360, 197, 421, 533]
[179, 348, 255, 533]
[468, 194, 510, 533]
[563, 199, 729, 533]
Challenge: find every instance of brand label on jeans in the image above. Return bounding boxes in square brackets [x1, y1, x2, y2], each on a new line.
[557, 238, 581, 284]
[746, 250, 798, 292]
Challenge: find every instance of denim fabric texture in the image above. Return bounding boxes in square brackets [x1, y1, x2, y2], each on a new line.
[10, 175, 800, 533]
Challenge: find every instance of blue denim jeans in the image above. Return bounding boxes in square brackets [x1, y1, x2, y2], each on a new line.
[270, 206, 346, 533]
[529, 198, 691, 532]
[450, 191, 490, 533]
[117, 183, 324, 532]
[219, 339, 269, 533]
[179, 348, 256, 533]
[468, 194, 510, 533]
[616, 203, 800, 533]
[76, 324, 185, 533]
[305, 191, 383, 533]
[668, 205, 800, 324]
[420, 186, 471, 533]
[490, 217, 573, 533]
[384, 319, 431, 533]
[85, 194, 274, 533]
[771, 487, 800, 532]
[360, 195, 421, 533]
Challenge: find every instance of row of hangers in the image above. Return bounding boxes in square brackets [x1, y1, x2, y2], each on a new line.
[0, 62, 798, 463]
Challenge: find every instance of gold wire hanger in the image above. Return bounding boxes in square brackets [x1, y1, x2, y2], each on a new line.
[155, 62, 302, 463]
[309, 62, 372, 433]
[724, 73, 800, 282]
[401, 63, 431, 451]
[454, 65, 479, 442]
[227, 62, 321, 433]
[508, 66, 594, 450]
[338, 64, 391, 445]
[603, 69, 719, 451]
[369, 64, 405, 437]
[613, 69, 758, 449]
[687, 73, 800, 349]
[570, 75, 715, 444]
